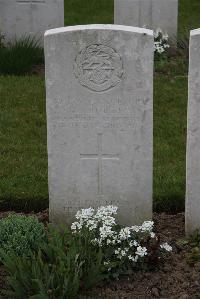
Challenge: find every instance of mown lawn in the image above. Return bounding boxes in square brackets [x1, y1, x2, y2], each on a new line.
[0, 77, 47, 210]
[64, 0, 113, 25]
[0, 0, 199, 212]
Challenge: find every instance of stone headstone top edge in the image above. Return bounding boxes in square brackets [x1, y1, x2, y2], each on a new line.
[190, 28, 200, 37]
[44, 24, 154, 38]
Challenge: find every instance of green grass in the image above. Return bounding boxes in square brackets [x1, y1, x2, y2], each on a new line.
[154, 76, 187, 212]
[64, 0, 113, 25]
[179, 0, 200, 35]
[0, 0, 200, 212]
[0, 76, 47, 211]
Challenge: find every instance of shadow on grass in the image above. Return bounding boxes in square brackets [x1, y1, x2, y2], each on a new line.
[0, 197, 48, 213]
[154, 195, 185, 214]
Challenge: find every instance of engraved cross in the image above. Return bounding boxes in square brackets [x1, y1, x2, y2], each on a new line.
[80, 133, 119, 195]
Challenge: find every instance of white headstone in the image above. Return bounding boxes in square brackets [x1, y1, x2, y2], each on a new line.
[186, 29, 200, 235]
[45, 24, 154, 226]
[0, 0, 64, 45]
[114, 0, 178, 40]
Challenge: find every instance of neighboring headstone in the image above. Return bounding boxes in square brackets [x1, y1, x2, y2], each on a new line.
[45, 24, 154, 226]
[0, 0, 64, 45]
[114, 0, 178, 40]
[186, 29, 200, 235]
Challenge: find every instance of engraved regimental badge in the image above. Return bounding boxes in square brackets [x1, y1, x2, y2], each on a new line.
[74, 44, 123, 92]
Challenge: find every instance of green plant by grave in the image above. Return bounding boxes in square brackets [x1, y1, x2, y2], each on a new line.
[70, 206, 172, 277]
[1, 225, 104, 298]
[0, 31, 5, 48]
[1, 207, 172, 298]
[154, 29, 170, 57]
[154, 33, 189, 76]
[0, 36, 44, 75]
[186, 231, 200, 265]
[0, 214, 46, 257]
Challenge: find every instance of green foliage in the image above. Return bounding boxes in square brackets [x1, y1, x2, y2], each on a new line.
[1, 211, 172, 298]
[0, 32, 5, 48]
[1, 225, 106, 298]
[0, 208, 173, 298]
[0, 214, 46, 257]
[2, 229, 81, 298]
[186, 231, 200, 265]
[154, 33, 189, 77]
[0, 36, 44, 75]
[72, 207, 171, 279]
[186, 247, 200, 265]
[177, 34, 189, 60]
[73, 230, 105, 289]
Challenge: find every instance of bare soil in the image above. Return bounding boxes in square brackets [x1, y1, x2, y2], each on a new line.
[0, 211, 199, 299]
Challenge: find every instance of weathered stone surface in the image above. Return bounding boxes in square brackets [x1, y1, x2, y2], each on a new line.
[186, 29, 200, 235]
[45, 25, 154, 226]
[0, 0, 64, 45]
[114, 0, 178, 40]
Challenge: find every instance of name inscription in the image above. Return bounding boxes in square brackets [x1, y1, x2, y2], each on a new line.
[51, 96, 150, 130]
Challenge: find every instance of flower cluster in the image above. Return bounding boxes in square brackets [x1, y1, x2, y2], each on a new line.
[71, 206, 172, 273]
[71, 206, 117, 235]
[154, 28, 170, 54]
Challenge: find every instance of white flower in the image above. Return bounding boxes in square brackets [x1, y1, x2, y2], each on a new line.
[100, 215, 116, 226]
[106, 239, 112, 245]
[72, 206, 169, 270]
[99, 225, 115, 241]
[86, 219, 98, 230]
[129, 240, 138, 247]
[163, 33, 169, 41]
[141, 221, 154, 232]
[131, 225, 140, 232]
[75, 207, 95, 221]
[96, 205, 118, 218]
[154, 29, 170, 55]
[128, 255, 135, 262]
[71, 222, 77, 230]
[119, 227, 131, 240]
[71, 221, 83, 231]
[160, 243, 172, 252]
[164, 44, 170, 49]
[154, 28, 162, 39]
[135, 246, 148, 257]
[150, 232, 156, 238]
[158, 47, 165, 54]
[121, 250, 127, 257]
[115, 247, 129, 259]
[114, 248, 121, 255]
